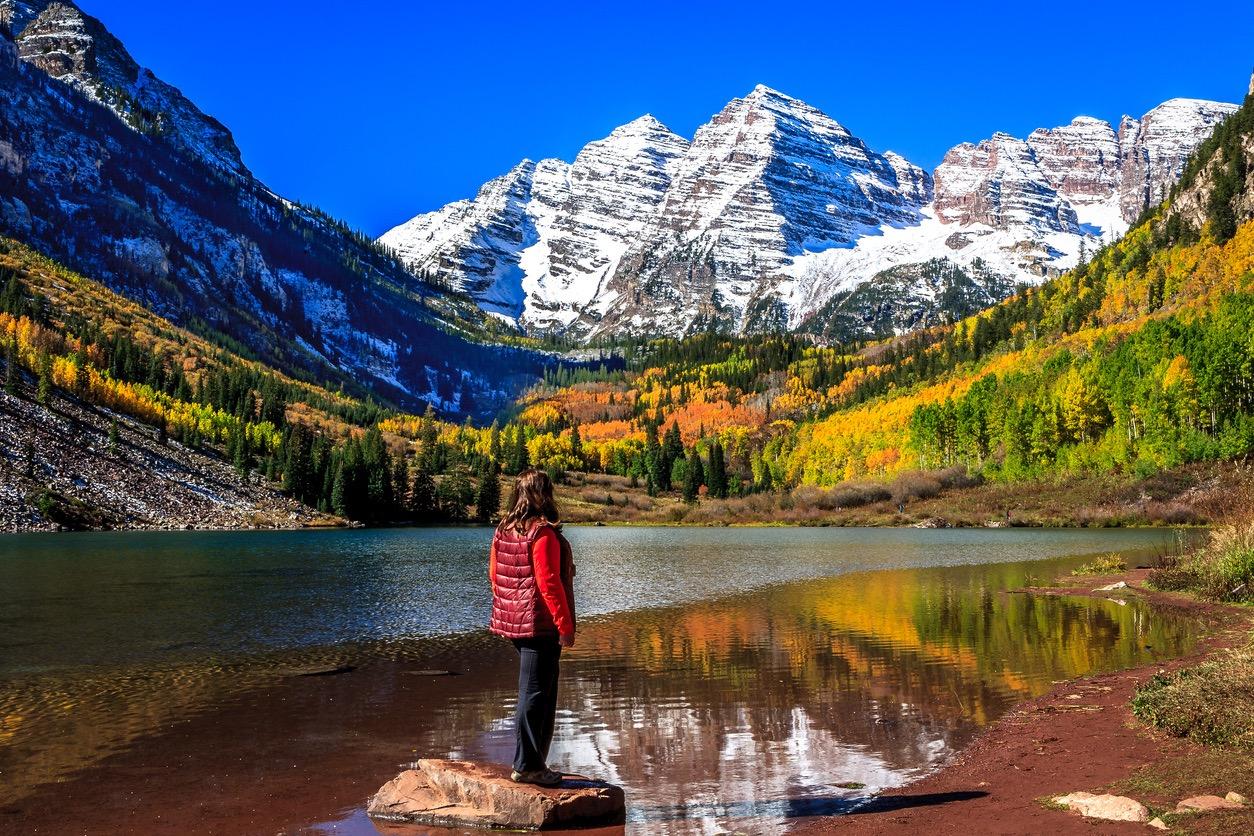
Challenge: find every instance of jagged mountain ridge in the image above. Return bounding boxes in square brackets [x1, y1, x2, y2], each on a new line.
[386, 86, 1236, 342]
[0, 0, 549, 416]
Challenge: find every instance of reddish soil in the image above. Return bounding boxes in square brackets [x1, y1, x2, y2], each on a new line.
[797, 572, 1254, 835]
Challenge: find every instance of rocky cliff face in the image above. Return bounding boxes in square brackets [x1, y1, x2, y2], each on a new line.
[934, 132, 1080, 232]
[1116, 99, 1237, 223]
[11, 1, 246, 174]
[391, 86, 1236, 343]
[1026, 116, 1122, 205]
[0, 2, 548, 415]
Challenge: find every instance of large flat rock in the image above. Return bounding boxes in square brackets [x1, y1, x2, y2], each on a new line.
[367, 759, 625, 830]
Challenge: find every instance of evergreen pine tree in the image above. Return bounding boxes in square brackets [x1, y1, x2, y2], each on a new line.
[73, 346, 90, 393]
[569, 422, 583, 466]
[330, 462, 348, 518]
[488, 419, 502, 461]
[707, 440, 728, 499]
[418, 404, 440, 471]
[440, 469, 473, 522]
[108, 417, 120, 456]
[682, 448, 704, 503]
[662, 422, 684, 470]
[233, 429, 252, 476]
[411, 461, 438, 522]
[391, 456, 410, 516]
[476, 459, 501, 523]
[510, 428, 530, 474]
[282, 424, 313, 500]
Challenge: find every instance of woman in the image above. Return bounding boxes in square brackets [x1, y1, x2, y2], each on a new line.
[488, 468, 576, 787]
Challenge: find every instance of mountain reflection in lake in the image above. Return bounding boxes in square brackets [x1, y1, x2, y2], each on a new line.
[0, 527, 1196, 835]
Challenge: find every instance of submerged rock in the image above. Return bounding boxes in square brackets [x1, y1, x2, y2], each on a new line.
[1053, 792, 1149, 823]
[367, 758, 625, 830]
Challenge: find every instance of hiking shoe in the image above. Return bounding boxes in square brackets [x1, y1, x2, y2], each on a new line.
[510, 767, 563, 787]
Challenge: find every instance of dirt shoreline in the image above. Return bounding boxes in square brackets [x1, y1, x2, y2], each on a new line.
[798, 569, 1254, 835]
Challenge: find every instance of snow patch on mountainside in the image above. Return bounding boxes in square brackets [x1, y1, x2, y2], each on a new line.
[785, 208, 1094, 323]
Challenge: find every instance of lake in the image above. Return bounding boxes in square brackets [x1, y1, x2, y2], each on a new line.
[0, 526, 1197, 834]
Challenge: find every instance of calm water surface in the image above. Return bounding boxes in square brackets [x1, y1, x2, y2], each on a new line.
[0, 526, 1196, 834]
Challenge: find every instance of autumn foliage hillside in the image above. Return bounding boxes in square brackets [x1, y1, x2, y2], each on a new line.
[510, 93, 1254, 503]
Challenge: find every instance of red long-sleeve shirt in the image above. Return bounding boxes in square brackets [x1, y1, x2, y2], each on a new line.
[490, 526, 575, 639]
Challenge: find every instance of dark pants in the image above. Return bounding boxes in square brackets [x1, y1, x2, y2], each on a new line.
[511, 637, 561, 773]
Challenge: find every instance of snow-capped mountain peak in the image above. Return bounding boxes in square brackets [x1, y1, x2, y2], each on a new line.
[380, 115, 690, 328]
[382, 86, 1237, 342]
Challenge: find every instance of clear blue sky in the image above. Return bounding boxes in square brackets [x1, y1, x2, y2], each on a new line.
[81, 0, 1254, 236]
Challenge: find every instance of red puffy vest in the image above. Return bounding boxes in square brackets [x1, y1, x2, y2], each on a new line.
[489, 521, 574, 639]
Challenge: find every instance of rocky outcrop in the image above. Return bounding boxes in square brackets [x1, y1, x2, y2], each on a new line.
[1163, 95, 1254, 236]
[0, 0, 41, 37]
[798, 258, 1017, 342]
[366, 759, 625, 830]
[1176, 794, 1245, 812]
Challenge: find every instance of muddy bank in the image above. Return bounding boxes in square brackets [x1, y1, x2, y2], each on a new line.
[798, 571, 1254, 834]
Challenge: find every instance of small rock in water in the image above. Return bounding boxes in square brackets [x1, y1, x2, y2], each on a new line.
[289, 665, 356, 677]
[1053, 792, 1150, 823]
[1176, 794, 1244, 812]
[1094, 581, 1129, 591]
[368, 758, 625, 830]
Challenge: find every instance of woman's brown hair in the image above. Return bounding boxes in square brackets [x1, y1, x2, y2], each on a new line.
[497, 469, 560, 534]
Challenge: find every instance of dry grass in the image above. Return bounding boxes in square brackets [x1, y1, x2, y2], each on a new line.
[1149, 521, 1254, 602]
